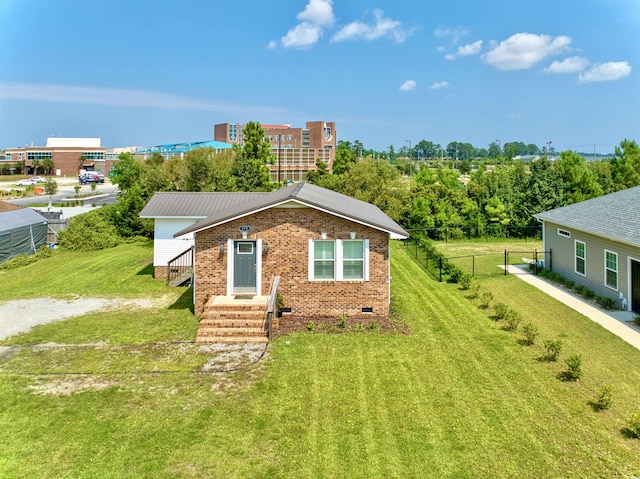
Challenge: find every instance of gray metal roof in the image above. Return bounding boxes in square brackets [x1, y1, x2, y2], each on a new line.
[139, 192, 268, 218]
[534, 185, 640, 247]
[171, 182, 409, 239]
[0, 208, 48, 233]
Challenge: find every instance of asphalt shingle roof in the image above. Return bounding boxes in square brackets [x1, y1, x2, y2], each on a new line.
[141, 182, 408, 239]
[534, 185, 640, 247]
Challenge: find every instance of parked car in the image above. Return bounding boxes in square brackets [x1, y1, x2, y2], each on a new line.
[79, 173, 105, 184]
[15, 178, 37, 186]
[31, 176, 46, 183]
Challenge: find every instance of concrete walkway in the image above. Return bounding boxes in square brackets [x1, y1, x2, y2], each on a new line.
[504, 265, 640, 350]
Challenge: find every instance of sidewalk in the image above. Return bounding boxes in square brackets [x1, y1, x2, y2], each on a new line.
[504, 265, 640, 350]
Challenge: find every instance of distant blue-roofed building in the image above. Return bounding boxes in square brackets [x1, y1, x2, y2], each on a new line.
[137, 140, 232, 159]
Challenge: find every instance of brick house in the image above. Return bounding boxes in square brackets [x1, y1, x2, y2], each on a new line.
[141, 183, 408, 326]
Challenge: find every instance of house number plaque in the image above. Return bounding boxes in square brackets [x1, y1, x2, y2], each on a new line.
[239, 226, 251, 233]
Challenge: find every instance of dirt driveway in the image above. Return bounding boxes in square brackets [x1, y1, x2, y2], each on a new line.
[0, 297, 155, 340]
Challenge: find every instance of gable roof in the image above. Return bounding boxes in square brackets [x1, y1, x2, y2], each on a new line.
[139, 192, 268, 218]
[534, 185, 640, 247]
[168, 182, 408, 239]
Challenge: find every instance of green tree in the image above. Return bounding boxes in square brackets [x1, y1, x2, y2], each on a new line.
[110, 152, 142, 193]
[610, 139, 640, 190]
[332, 141, 358, 175]
[42, 157, 54, 175]
[306, 159, 330, 184]
[31, 158, 42, 175]
[43, 178, 58, 203]
[554, 150, 602, 204]
[78, 154, 87, 170]
[485, 195, 510, 225]
[341, 158, 409, 222]
[231, 121, 274, 191]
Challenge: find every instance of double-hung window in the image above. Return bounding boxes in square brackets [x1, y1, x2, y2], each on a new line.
[604, 250, 618, 290]
[342, 240, 364, 280]
[313, 240, 335, 280]
[575, 240, 586, 276]
[309, 239, 369, 281]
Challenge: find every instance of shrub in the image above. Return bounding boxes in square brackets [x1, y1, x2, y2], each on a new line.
[306, 320, 316, 332]
[634, 315, 640, 327]
[494, 303, 509, 320]
[479, 291, 493, 309]
[0, 244, 54, 270]
[522, 322, 539, 345]
[459, 273, 473, 290]
[336, 313, 347, 329]
[58, 209, 121, 251]
[468, 280, 481, 299]
[505, 309, 522, 332]
[449, 266, 464, 283]
[543, 339, 563, 361]
[596, 296, 616, 310]
[593, 384, 613, 411]
[563, 354, 583, 381]
[627, 411, 640, 438]
[367, 321, 380, 332]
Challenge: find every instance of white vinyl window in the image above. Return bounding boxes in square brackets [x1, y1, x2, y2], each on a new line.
[308, 239, 369, 282]
[604, 250, 618, 290]
[342, 240, 364, 280]
[312, 240, 335, 280]
[575, 240, 586, 276]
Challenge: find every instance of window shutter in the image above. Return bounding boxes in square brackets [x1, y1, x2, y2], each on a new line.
[308, 239, 314, 282]
[335, 239, 343, 281]
[364, 239, 370, 281]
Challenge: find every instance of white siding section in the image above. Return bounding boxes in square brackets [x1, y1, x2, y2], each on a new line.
[153, 218, 202, 266]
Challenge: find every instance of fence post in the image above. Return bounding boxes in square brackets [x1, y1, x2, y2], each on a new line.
[504, 249, 508, 275]
[534, 249, 538, 275]
[425, 247, 428, 270]
[472, 255, 475, 276]
[439, 257, 442, 282]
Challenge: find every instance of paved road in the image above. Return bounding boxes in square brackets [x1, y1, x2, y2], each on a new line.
[2, 178, 118, 207]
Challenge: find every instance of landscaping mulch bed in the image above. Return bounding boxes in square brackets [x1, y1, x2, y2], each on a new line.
[273, 314, 410, 338]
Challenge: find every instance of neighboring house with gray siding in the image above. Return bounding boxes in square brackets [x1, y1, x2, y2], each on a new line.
[534, 186, 640, 313]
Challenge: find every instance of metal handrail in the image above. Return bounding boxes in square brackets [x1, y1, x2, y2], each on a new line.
[266, 275, 281, 342]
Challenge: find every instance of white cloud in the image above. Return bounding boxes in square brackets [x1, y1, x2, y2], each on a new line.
[281, 0, 334, 49]
[399, 80, 416, 91]
[429, 81, 449, 90]
[267, 40, 277, 50]
[0, 82, 291, 116]
[281, 22, 323, 48]
[481, 33, 572, 70]
[578, 61, 632, 83]
[444, 40, 483, 60]
[297, 0, 335, 27]
[434, 26, 468, 45]
[544, 56, 590, 73]
[332, 9, 412, 44]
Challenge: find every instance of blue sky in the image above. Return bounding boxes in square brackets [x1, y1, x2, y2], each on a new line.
[0, 0, 638, 154]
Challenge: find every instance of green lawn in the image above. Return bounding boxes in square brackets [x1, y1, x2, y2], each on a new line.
[0, 241, 639, 478]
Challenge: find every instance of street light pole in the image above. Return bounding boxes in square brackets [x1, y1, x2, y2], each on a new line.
[405, 139, 412, 178]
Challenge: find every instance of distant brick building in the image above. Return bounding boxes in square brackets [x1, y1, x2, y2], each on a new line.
[214, 121, 336, 181]
[4, 138, 110, 176]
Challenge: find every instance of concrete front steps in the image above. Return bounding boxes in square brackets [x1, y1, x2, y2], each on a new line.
[197, 295, 271, 343]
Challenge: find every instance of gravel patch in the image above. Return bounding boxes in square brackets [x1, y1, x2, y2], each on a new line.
[0, 297, 158, 340]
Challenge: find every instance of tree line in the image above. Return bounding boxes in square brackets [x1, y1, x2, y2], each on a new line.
[69, 119, 639, 250]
